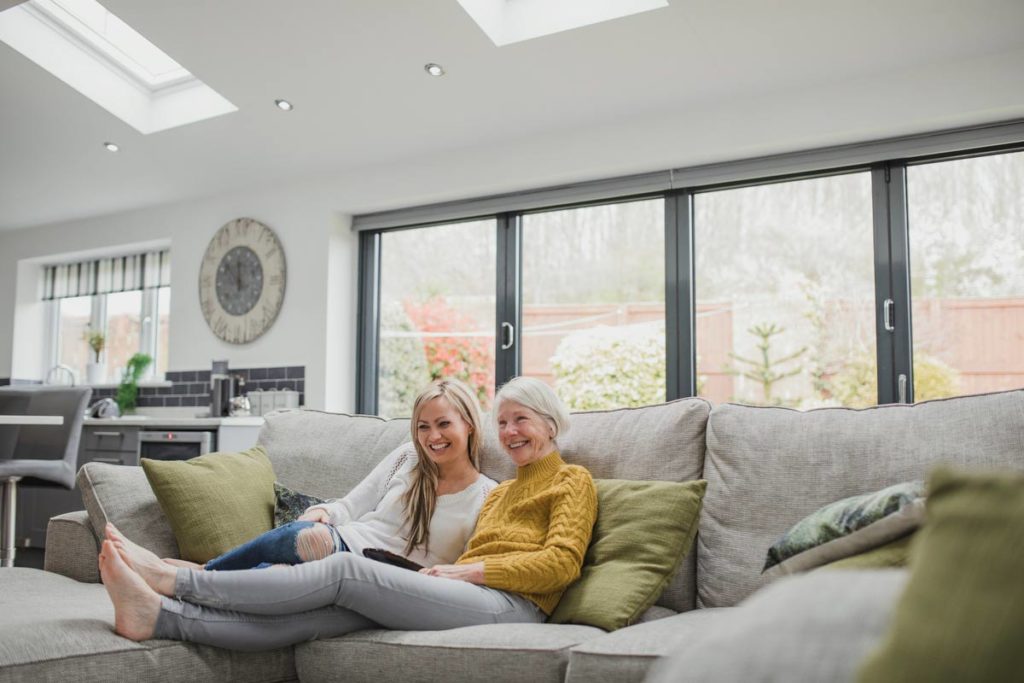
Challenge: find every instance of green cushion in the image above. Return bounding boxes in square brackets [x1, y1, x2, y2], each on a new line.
[858, 467, 1024, 682]
[273, 481, 327, 527]
[141, 446, 276, 563]
[549, 478, 706, 631]
[763, 480, 925, 577]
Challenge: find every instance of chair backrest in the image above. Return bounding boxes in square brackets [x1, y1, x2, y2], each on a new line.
[0, 386, 92, 487]
[0, 391, 31, 461]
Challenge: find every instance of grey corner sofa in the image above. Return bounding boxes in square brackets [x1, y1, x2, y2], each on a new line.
[3, 389, 1024, 683]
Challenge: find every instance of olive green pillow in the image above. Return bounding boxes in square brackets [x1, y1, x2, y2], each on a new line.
[858, 467, 1024, 682]
[549, 478, 707, 631]
[141, 446, 276, 563]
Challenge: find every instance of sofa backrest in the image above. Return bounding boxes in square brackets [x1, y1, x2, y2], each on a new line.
[697, 389, 1024, 609]
[258, 397, 711, 612]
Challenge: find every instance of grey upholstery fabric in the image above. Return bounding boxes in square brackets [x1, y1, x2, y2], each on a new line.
[698, 390, 1024, 608]
[647, 570, 908, 683]
[44, 510, 100, 583]
[77, 462, 179, 559]
[295, 623, 603, 683]
[0, 568, 296, 683]
[565, 607, 731, 683]
[0, 386, 92, 486]
[260, 398, 711, 612]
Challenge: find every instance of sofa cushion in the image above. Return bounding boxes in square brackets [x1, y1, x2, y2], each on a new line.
[142, 446, 276, 563]
[0, 568, 295, 683]
[698, 389, 1024, 608]
[550, 478, 706, 630]
[647, 569, 908, 683]
[859, 467, 1024, 682]
[564, 607, 732, 683]
[78, 462, 179, 559]
[259, 398, 711, 613]
[294, 623, 603, 683]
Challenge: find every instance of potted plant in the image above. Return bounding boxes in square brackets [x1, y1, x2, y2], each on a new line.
[115, 353, 152, 415]
[84, 329, 106, 384]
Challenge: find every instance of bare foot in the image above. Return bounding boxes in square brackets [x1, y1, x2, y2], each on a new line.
[99, 540, 160, 641]
[163, 558, 203, 570]
[105, 523, 177, 596]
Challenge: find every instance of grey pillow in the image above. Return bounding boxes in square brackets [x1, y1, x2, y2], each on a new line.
[763, 480, 926, 578]
[77, 462, 179, 559]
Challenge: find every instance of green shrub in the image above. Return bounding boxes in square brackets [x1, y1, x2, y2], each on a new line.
[378, 303, 430, 418]
[551, 323, 665, 410]
[831, 350, 960, 408]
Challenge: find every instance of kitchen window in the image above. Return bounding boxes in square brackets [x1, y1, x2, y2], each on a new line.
[44, 250, 171, 385]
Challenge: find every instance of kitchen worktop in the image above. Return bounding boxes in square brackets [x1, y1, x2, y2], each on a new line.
[84, 416, 264, 428]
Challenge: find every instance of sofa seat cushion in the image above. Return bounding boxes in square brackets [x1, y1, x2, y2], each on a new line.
[0, 568, 296, 683]
[294, 623, 604, 683]
[647, 569, 909, 683]
[564, 607, 732, 683]
[699, 389, 1024, 608]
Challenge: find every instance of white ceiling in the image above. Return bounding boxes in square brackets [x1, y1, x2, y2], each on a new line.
[1, 0, 1023, 232]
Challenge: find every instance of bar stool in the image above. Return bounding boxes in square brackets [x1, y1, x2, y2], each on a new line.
[0, 386, 91, 568]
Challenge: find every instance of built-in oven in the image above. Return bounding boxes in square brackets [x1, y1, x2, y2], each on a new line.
[137, 430, 216, 461]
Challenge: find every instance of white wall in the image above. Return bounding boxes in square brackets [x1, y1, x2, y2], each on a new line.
[1, 46, 1022, 410]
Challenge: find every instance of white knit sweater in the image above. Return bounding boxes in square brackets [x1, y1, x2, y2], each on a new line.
[306, 443, 497, 567]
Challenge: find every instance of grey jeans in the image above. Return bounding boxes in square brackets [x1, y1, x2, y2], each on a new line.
[153, 552, 545, 651]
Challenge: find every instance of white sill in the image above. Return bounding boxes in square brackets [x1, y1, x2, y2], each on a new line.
[83, 380, 174, 389]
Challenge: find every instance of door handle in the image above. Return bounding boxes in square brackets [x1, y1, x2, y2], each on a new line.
[883, 299, 895, 332]
[501, 322, 515, 351]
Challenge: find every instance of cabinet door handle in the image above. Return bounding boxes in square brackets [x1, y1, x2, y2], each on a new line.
[92, 431, 123, 438]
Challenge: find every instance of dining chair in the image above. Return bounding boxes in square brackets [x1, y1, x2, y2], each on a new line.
[0, 386, 92, 568]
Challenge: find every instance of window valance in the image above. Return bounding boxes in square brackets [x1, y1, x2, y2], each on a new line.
[42, 249, 170, 301]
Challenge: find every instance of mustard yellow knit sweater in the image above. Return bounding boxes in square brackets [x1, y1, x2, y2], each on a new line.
[456, 451, 598, 614]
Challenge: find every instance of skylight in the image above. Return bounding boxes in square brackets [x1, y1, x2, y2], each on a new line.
[457, 0, 668, 46]
[0, 0, 236, 134]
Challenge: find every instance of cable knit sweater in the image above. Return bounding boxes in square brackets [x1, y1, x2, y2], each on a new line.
[456, 451, 598, 614]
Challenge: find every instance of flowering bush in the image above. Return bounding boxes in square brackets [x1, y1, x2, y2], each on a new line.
[551, 323, 665, 410]
[404, 297, 495, 409]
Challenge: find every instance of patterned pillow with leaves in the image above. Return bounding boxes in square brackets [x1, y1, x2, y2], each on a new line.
[763, 480, 926, 578]
[273, 482, 328, 528]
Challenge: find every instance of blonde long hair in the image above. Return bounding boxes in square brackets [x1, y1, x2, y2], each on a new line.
[402, 378, 483, 555]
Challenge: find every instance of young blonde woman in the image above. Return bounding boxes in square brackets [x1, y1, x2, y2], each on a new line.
[100, 376, 597, 651]
[166, 378, 497, 572]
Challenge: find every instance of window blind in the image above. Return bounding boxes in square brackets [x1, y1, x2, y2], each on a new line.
[42, 249, 170, 301]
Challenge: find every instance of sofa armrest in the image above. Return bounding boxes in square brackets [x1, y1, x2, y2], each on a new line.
[44, 510, 100, 583]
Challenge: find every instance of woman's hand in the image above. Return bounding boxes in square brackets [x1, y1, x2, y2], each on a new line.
[297, 508, 330, 524]
[419, 562, 485, 584]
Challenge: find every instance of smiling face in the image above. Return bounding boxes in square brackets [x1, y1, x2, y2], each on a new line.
[415, 396, 473, 469]
[496, 400, 557, 467]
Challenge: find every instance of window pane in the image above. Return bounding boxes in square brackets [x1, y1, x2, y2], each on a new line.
[908, 151, 1024, 397]
[105, 290, 143, 382]
[521, 199, 665, 410]
[156, 286, 171, 379]
[379, 220, 496, 417]
[695, 173, 875, 407]
[57, 295, 92, 384]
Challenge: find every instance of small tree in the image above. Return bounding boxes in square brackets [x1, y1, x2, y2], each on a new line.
[727, 322, 806, 406]
[84, 329, 105, 363]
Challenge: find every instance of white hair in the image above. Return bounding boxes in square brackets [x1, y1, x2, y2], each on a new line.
[494, 376, 571, 439]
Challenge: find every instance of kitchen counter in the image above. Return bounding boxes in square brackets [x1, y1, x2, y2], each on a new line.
[84, 416, 264, 428]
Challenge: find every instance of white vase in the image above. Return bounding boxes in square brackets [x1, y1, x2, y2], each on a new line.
[86, 362, 106, 385]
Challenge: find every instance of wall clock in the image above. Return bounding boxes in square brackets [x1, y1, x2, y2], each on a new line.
[199, 217, 286, 344]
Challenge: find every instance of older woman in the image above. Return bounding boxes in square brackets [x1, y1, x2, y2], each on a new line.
[99, 376, 597, 650]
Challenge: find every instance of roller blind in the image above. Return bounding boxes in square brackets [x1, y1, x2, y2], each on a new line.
[42, 249, 170, 301]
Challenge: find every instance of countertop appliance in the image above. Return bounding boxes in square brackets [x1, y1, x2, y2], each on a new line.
[138, 430, 215, 461]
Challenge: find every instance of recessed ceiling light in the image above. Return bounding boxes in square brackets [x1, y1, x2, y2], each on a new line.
[275, 99, 294, 111]
[424, 63, 445, 77]
[103, 142, 119, 152]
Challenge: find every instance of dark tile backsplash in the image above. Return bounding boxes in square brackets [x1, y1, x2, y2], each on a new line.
[90, 366, 304, 409]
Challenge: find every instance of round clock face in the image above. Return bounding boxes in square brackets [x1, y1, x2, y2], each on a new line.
[199, 218, 286, 344]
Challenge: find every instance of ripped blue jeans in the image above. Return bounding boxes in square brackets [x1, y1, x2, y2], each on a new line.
[204, 521, 348, 571]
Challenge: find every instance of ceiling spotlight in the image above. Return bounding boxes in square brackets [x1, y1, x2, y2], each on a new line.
[103, 142, 119, 152]
[274, 99, 294, 111]
[424, 63, 445, 77]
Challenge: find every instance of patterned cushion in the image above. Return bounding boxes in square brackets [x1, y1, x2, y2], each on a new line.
[274, 482, 328, 527]
[763, 480, 925, 577]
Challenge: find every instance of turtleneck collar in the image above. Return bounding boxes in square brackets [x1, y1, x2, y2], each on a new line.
[515, 450, 564, 485]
